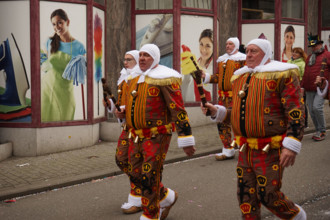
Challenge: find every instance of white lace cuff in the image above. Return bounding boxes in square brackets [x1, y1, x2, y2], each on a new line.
[177, 135, 195, 148]
[282, 137, 301, 154]
[210, 105, 227, 123]
[203, 72, 211, 84]
[107, 99, 116, 113]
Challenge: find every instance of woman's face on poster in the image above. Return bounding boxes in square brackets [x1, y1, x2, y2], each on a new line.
[51, 15, 70, 37]
[284, 31, 295, 48]
[199, 37, 213, 61]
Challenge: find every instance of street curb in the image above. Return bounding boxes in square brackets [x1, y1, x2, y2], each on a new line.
[0, 149, 221, 201]
[1, 126, 328, 202]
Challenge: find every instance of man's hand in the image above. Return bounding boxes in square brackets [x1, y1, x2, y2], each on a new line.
[280, 148, 297, 168]
[201, 103, 218, 117]
[183, 146, 195, 157]
[201, 70, 206, 79]
[102, 96, 111, 108]
[314, 76, 325, 86]
[114, 107, 125, 119]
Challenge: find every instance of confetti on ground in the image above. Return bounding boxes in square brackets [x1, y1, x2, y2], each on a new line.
[16, 163, 30, 167]
[4, 199, 16, 203]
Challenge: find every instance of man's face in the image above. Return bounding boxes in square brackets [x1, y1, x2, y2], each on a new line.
[311, 43, 322, 52]
[123, 54, 137, 69]
[139, 52, 154, 72]
[225, 41, 236, 54]
[245, 44, 265, 68]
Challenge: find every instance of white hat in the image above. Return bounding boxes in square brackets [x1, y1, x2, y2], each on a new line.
[247, 39, 272, 66]
[126, 50, 139, 64]
[139, 44, 160, 72]
[227, 37, 240, 55]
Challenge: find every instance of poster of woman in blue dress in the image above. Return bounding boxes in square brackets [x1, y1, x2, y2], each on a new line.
[40, 2, 87, 122]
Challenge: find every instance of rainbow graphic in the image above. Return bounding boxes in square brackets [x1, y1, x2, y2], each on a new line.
[94, 13, 102, 82]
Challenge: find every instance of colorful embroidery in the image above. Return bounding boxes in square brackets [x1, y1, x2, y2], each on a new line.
[272, 179, 278, 186]
[171, 83, 180, 90]
[128, 162, 132, 172]
[148, 87, 160, 96]
[284, 76, 293, 85]
[257, 175, 267, 186]
[266, 80, 277, 91]
[143, 163, 152, 173]
[177, 111, 188, 121]
[170, 102, 176, 109]
[240, 203, 252, 214]
[264, 107, 270, 114]
[142, 197, 149, 206]
[289, 109, 301, 120]
[237, 167, 243, 177]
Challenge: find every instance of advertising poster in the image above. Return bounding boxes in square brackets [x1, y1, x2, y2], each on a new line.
[40, 2, 87, 122]
[93, 7, 105, 118]
[0, 1, 31, 123]
[280, 24, 305, 62]
[136, 14, 173, 67]
[180, 15, 214, 103]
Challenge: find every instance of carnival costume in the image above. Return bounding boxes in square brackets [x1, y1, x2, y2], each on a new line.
[122, 44, 194, 220]
[40, 39, 86, 121]
[204, 37, 246, 160]
[107, 50, 144, 214]
[211, 39, 306, 219]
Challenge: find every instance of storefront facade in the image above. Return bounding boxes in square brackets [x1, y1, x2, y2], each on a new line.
[0, 0, 327, 157]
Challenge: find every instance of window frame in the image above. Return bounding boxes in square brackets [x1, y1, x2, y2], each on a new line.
[132, 0, 218, 106]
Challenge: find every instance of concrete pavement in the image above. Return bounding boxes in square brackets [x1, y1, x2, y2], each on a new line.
[0, 101, 329, 201]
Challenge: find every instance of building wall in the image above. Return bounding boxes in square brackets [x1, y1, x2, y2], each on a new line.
[307, 0, 318, 54]
[105, 0, 132, 120]
[218, 0, 238, 55]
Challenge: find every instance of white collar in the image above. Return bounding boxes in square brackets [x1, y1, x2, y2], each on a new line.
[234, 60, 298, 75]
[217, 52, 246, 63]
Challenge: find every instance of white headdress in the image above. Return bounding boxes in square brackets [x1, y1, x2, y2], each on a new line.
[139, 44, 160, 73]
[126, 50, 139, 64]
[227, 37, 240, 55]
[246, 38, 272, 66]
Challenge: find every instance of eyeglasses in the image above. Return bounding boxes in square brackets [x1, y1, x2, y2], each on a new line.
[124, 58, 134, 62]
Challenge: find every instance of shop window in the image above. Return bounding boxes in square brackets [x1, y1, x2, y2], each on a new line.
[282, 0, 303, 19]
[322, 0, 330, 27]
[136, 14, 173, 67]
[180, 15, 214, 103]
[242, 0, 274, 20]
[94, 0, 105, 5]
[135, 0, 173, 10]
[182, 0, 212, 9]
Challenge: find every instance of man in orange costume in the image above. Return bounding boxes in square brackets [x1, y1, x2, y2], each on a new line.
[203, 37, 246, 161]
[202, 39, 306, 219]
[116, 44, 195, 220]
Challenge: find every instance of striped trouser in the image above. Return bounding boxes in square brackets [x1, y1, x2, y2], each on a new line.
[237, 147, 299, 219]
[127, 133, 172, 219]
